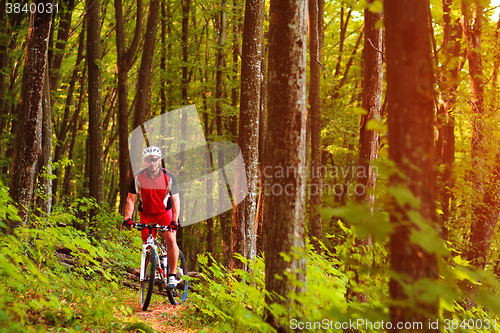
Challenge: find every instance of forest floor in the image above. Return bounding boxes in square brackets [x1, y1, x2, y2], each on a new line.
[124, 296, 202, 333]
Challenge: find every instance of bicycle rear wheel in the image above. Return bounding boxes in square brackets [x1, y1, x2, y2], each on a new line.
[166, 249, 188, 305]
[140, 248, 156, 311]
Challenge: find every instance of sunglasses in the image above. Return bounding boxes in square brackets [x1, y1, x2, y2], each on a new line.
[145, 157, 160, 163]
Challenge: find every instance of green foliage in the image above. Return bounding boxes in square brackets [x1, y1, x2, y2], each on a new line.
[0, 192, 146, 332]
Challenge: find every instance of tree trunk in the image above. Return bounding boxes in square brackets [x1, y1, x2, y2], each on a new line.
[461, 1, 498, 270]
[49, 0, 75, 99]
[115, 0, 142, 214]
[355, 0, 383, 216]
[9, 0, 53, 228]
[87, 0, 104, 218]
[264, 0, 307, 330]
[214, 0, 231, 269]
[229, 0, 242, 139]
[435, 0, 460, 240]
[308, 0, 324, 252]
[133, 0, 160, 129]
[52, 23, 85, 206]
[63, 60, 87, 202]
[385, 0, 439, 330]
[37, 63, 52, 216]
[231, 0, 264, 272]
[256, 39, 267, 256]
[181, 0, 190, 104]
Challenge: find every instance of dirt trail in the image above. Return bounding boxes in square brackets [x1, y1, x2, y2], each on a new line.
[127, 300, 200, 333]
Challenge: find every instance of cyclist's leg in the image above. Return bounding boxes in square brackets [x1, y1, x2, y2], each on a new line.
[160, 209, 178, 274]
[163, 230, 179, 274]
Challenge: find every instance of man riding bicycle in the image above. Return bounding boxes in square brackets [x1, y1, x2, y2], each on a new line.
[123, 146, 180, 290]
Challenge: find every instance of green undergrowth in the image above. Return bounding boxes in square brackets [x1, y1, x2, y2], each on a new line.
[0, 192, 157, 332]
[184, 207, 500, 333]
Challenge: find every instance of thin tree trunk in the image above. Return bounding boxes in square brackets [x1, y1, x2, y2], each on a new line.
[52, 23, 85, 206]
[116, 0, 142, 214]
[9, 1, 53, 229]
[37, 63, 52, 216]
[214, 0, 231, 269]
[133, 0, 160, 129]
[181, 0, 190, 104]
[385, 0, 439, 330]
[49, 0, 75, 100]
[255, 39, 267, 256]
[231, 0, 264, 272]
[435, 0, 460, 240]
[87, 0, 104, 218]
[63, 60, 87, 202]
[264, 0, 307, 329]
[308, 0, 324, 252]
[355, 0, 383, 216]
[461, 1, 498, 271]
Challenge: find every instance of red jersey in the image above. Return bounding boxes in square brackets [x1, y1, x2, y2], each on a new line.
[129, 168, 179, 214]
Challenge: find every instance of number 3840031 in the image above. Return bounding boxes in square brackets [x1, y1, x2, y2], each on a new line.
[6, 2, 59, 14]
[443, 318, 497, 330]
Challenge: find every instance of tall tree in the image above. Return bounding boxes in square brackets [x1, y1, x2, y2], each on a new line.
[435, 0, 460, 239]
[308, 0, 324, 252]
[87, 0, 104, 218]
[255, 39, 267, 255]
[37, 63, 52, 216]
[264, 0, 307, 329]
[115, 0, 143, 213]
[214, 0, 232, 268]
[385, 0, 439, 329]
[355, 1, 383, 214]
[9, 0, 53, 228]
[133, 0, 160, 129]
[461, 0, 500, 271]
[231, 0, 264, 272]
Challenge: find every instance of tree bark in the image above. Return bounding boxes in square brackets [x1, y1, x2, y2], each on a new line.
[461, 1, 500, 272]
[385, 0, 439, 330]
[86, 0, 104, 218]
[37, 63, 52, 216]
[231, 0, 264, 272]
[133, 0, 160, 130]
[308, 0, 324, 252]
[264, 0, 307, 330]
[115, 0, 143, 214]
[9, 0, 53, 228]
[52, 22, 86, 206]
[49, 0, 75, 99]
[181, 0, 190, 104]
[256, 39, 267, 256]
[435, 0, 460, 240]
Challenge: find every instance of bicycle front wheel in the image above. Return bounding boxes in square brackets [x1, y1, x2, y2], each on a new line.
[140, 248, 157, 311]
[166, 249, 188, 305]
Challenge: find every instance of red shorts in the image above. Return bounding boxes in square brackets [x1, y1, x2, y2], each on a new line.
[139, 209, 172, 243]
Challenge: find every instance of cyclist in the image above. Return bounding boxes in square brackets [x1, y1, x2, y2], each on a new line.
[123, 146, 180, 290]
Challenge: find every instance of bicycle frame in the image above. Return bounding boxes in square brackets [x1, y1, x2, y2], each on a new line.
[139, 225, 168, 284]
[132, 222, 188, 308]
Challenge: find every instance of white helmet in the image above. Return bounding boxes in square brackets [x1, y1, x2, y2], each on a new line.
[142, 146, 162, 159]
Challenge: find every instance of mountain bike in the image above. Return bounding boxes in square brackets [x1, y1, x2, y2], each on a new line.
[131, 222, 188, 310]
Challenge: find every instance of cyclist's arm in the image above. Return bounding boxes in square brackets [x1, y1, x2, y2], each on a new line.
[171, 193, 180, 222]
[124, 193, 137, 220]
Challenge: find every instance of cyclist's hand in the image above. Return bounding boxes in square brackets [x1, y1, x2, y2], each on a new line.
[122, 218, 134, 229]
[168, 220, 178, 232]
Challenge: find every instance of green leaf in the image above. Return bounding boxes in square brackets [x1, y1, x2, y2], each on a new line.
[368, 0, 383, 13]
[366, 119, 386, 133]
[352, 107, 367, 115]
[388, 186, 420, 209]
[453, 256, 470, 267]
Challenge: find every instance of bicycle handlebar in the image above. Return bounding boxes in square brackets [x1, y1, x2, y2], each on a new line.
[131, 222, 172, 232]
